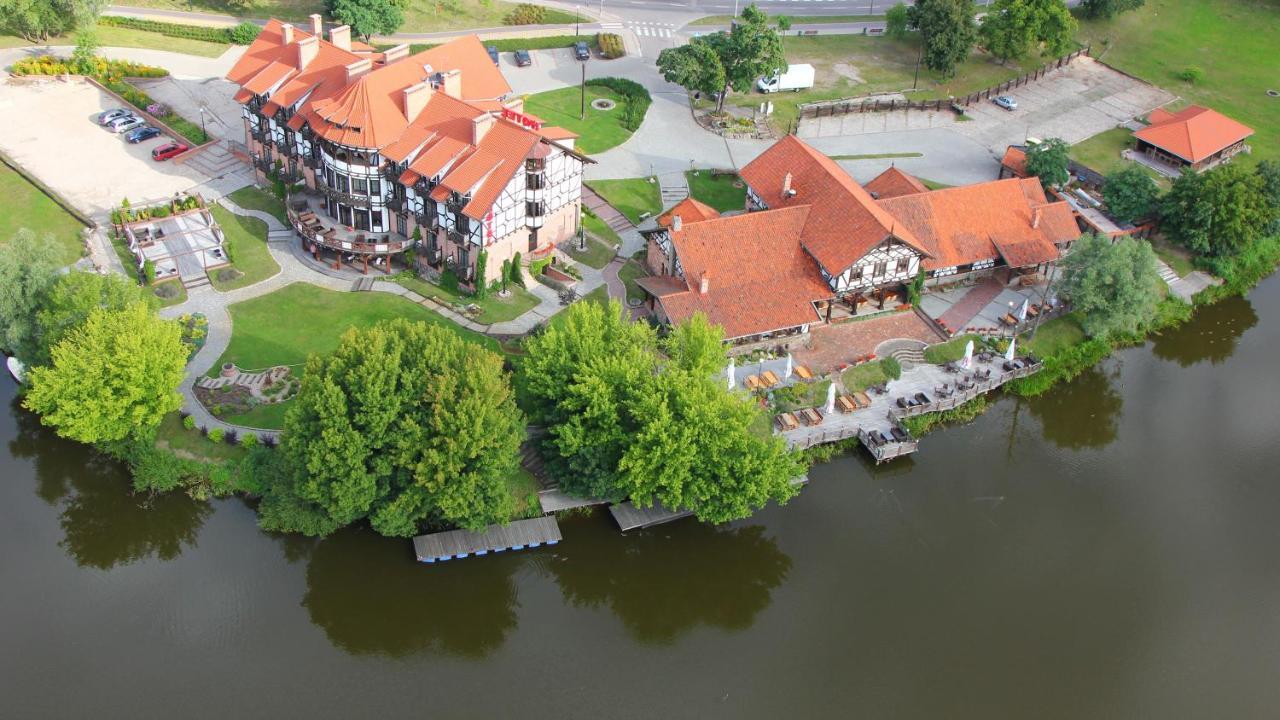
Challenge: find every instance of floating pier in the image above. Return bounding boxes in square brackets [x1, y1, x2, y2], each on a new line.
[412, 516, 562, 563]
[537, 487, 609, 514]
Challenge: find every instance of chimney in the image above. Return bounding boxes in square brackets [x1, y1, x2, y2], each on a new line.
[280, 23, 295, 45]
[309, 13, 323, 36]
[402, 81, 433, 123]
[699, 271, 710, 295]
[345, 58, 372, 82]
[472, 112, 496, 145]
[440, 69, 462, 99]
[382, 43, 410, 64]
[1032, 207, 1042, 229]
[671, 214, 682, 232]
[782, 172, 793, 197]
[329, 25, 351, 52]
[296, 36, 319, 69]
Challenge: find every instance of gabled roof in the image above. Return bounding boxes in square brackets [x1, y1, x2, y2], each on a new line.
[657, 197, 721, 228]
[1134, 105, 1254, 163]
[864, 166, 929, 199]
[739, 135, 929, 275]
[1001, 146, 1028, 177]
[652, 206, 831, 339]
[877, 178, 1077, 270]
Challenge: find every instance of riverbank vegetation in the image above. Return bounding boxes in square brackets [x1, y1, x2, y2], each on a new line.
[0, 164, 86, 266]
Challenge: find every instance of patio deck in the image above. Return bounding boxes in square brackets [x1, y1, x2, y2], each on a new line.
[127, 208, 228, 286]
[920, 279, 1059, 336]
[290, 194, 411, 273]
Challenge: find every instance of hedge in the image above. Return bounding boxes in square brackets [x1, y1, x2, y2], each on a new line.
[597, 32, 624, 59]
[488, 35, 598, 52]
[585, 77, 650, 131]
[97, 15, 259, 45]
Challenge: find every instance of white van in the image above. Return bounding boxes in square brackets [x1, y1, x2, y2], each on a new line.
[756, 64, 815, 93]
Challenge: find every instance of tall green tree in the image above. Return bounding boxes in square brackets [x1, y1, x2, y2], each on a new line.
[1255, 159, 1280, 233]
[1024, 137, 1071, 188]
[662, 312, 726, 377]
[31, 271, 153, 368]
[327, 0, 403, 41]
[1101, 164, 1160, 224]
[885, 2, 911, 40]
[0, 228, 63, 363]
[1080, 0, 1143, 20]
[659, 4, 784, 114]
[1033, 0, 1077, 56]
[23, 302, 186, 444]
[908, 0, 978, 78]
[263, 319, 524, 537]
[657, 41, 727, 107]
[1057, 233, 1162, 337]
[0, 0, 101, 42]
[980, 0, 1038, 63]
[1161, 164, 1270, 256]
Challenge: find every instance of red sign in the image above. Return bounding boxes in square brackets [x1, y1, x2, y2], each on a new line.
[484, 209, 494, 243]
[501, 107, 542, 131]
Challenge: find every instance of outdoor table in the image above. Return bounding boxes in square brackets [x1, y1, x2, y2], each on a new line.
[761, 370, 780, 387]
[745, 375, 762, 390]
[1003, 313, 1019, 326]
[794, 365, 813, 380]
[774, 413, 799, 431]
[836, 395, 856, 413]
[852, 391, 871, 408]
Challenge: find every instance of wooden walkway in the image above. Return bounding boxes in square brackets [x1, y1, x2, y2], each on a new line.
[412, 516, 562, 563]
[538, 487, 609, 514]
[609, 501, 693, 532]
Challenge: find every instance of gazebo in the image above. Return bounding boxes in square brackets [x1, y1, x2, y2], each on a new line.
[1132, 105, 1253, 173]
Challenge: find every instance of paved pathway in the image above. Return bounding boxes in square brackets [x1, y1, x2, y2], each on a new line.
[658, 171, 689, 209]
[1156, 258, 1220, 302]
[936, 278, 1004, 335]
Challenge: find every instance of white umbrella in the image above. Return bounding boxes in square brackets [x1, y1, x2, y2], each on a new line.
[825, 382, 836, 415]
[1017, 298, 1029, 321]
[727, 357, 736, 391]
[1005, 337, 1017, 362]
[961, 339, 974, 369]
[784, 353, 793, 380]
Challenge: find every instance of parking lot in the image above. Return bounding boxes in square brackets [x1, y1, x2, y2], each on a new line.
[0, 79, 243, 218]
[501, 47, 647, 97]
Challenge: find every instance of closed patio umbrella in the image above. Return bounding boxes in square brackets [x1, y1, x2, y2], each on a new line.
[825, 382, 836, 414]
[1005, 337, 1016, 362]
[785, 353, 793, 379]
[962, 340, 974, 369]
[727, 357, 735, 391]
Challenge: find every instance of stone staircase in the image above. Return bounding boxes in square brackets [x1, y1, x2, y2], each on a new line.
[267, 228, 295, 243]
[182, 274, 212, 290]
[1155, 259, 1180, 285]
[582, 185, 635, 233]
[350, 277, 375, 292]
[658, 172, 689, 207]
[179, 140, 248, 179]
[875, 338, 928, 369]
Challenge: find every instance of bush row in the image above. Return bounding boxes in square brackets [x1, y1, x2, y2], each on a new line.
[100, 78, 209, 145]
[98, 16, 261, 45]
[585, 77, 650, 131]
[596, 32, 624, 59]
[11, 54, 167, 79]
[487, 35, 597, 52]
[504, 3, 548, 25]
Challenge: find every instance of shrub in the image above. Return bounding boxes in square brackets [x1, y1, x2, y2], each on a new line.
[228, 22, 261, 44]
[510, 251, 524, 286]
[240, 432, 258, 448]
[586, 77, 651, 131]
[143, 259, 157, 285]
[216, 268, 244, 283]
[1176, 66, 1204, 84]
[597, 32, 625, 59]
[223, 429, 238, 445]
[504, 3, 547, 24]
[154, 282, 180, 299]
[530, 257, 551, 276]
[182, 415, 196, 430]
[207, 427, 225, 443]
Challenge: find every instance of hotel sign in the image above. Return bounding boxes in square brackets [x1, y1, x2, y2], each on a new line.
[501, 108, 542, 131]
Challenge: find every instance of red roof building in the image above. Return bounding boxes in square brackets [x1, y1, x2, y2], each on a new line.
[864, 166, 930, 199]
[1133, 105, 1254, 172]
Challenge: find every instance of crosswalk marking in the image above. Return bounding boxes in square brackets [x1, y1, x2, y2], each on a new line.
[627, 22, 673, 38]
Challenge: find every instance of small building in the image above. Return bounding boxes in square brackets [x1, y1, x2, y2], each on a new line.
[1132, 105, 1253, 173]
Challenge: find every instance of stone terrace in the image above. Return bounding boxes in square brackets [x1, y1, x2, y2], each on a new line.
[792, 310, 944, 373]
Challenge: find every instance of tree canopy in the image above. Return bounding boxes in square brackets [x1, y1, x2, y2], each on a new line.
[260, 319, 524, 537]
[0, 0, 101, 42]
[0, 228, 64, 364]
[908, 0, 978, 78]
[657, 4, 784, 113]
[1056, 233, 1162, 337]
[1080, 0, 1143, 20]
[1160, 164, 1272, 257]
[980, 0, 1077, 63]
[1101, 165, 1160, 225]
[23, 302, 187, 444]
[32, 271, 153, 368]
[885, 2, 911, 40]
[656, 41, 726, 103]
[326, 0, 403, 41]
[520, 302, 801, 523]
[1024, 137, 1071, 188]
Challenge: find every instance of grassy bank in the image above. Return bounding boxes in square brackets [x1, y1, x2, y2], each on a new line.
[563, 233, 617, 269]
[522, 86, 633, 154]
[0, 22, 229, 57]
[689, 14, 879, 26]
[393, 272, 540, 324]
[686, 171, 746, 213]
[0, 163, 86, 265]
[586, 178, 661, 225]
[209, 206, 280, 291]
[227, 186, 288, 225]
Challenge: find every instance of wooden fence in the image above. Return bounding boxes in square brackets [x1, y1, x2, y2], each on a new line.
[798, 46, 1091, 121]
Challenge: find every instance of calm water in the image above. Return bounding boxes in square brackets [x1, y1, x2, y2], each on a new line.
[3, 277, 1280, 719]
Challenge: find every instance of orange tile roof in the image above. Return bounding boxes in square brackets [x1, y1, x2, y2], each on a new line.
[739, 135, 929, 274]
[864, 166, 929, 199]
[653, 206, 832, 339]
[242, 59, 296, 96]
[1134, 105, 1254, 163]
[1001, 146, 1028, 177]
[877, 177, 1077, 270]
[657, 197, 721, 228]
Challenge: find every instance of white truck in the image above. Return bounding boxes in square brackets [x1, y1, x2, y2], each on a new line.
[756, 64, 815, 93]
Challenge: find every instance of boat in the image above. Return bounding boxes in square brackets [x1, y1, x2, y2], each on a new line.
[6, 356, 25, 384]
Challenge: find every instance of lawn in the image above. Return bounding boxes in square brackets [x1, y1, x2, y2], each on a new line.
[918, 177, 953, 190]
[214, 282, 499, 374]
[1068, 127, 1134, 176]
[563, 233, 617, 269]
[154, 413, 249, 463]
[841, 360, 890, 392]
[393, 272, 540, 324]
[772, 379, 832, 413]
[586, 177, 661, 225]
[505, 467, 541, 519]
[1024, 315, 1086, 358]
[690, 14, 879, 26]
[923, 334, 983, 364]
[521, 86, 636, 154]
[1075, 0, 1280, 163]
[0, 163, 86, 265]
[227, 186, 288, 226]
[582, 210, 622, 247]
[686, 171, 747, 213]
[152, 280, 188, 307]
[0, 22, 228, 57]
[210, 205, 280, 291]
[617, 259, 647, 303]
[222, 400, 291, 430]
[734, 33, 1036, 132]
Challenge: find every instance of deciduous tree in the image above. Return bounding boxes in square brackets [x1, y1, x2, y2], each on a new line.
[657, 41, 727, 107]
[1024, 137, 1070, 188]
[659, 4, 784, 114]
[327, 0, 403, 41]
[885, 2, 911, 40]
[32, 271, 153, 368]
[0, 228, 63, 363]
[1056, 232, 1162, 337]
[1161, 164, 1270, 256]
[23, 302, 186, 444]
[0, 0, 101, 42]
[1080, 0, 1143, 20]
[1101, 164, 1159, 224]
[908, 0, 978, 78]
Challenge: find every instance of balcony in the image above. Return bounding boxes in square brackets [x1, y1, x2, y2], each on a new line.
[382, 164, 402, 182]
[250, 126, 269, 144]
[275, 138, 291, 155]
[321, 185, 373, 209]
[289, 195, 411, 257]
[252, 156, 272, 174]
[386, 196, 404, 213]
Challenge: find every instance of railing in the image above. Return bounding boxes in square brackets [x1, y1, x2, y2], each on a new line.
[386, 196, 404, 212]
[887, 361, 1041, 420]
[321, 186, 372, 209]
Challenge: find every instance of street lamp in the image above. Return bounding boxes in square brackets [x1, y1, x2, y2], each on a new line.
[198, 106, 208, 138]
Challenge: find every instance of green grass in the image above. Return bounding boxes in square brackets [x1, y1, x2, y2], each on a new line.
[227, 186, 288, 226]
[586, 177, 661, 225]
[772, 379, 832, 413]
[1068, 127, 1134, 175]
[582, 210, 622, 247]
[152, 280, 188, 307]
[686, 171, 747, 213]
[1076, 0, 1280, 164]
[563, 233, 617, 269]
[617, 259, 647, 303]
[689, 13, 879, 26]
[505, 466, 541, 519]
[1152, 239, 1195, 278]
[154, 413, 248, 463]
[0, 163, 86, 265]
[393, 273, 540, 324]
[546, 285, 609, 333]
[521, 86, 635, 154]
[209, 206, 280, 291]
[923, 334, 983, 364]
[0, 22, 228, 57]
[214, 282, 499, 373]
[841, 361, 889, 392]
[221, 401, 291, 430]
[918, 177, 952, 190]
[1024, 315, 1086, 358]
[830, 152, 924, 161]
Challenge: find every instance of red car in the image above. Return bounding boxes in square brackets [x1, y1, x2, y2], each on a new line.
[151, 142, 189, 161]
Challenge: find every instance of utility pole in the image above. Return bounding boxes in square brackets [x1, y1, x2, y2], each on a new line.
[580, 62, 586, 120]
[912, 44, 922, 90]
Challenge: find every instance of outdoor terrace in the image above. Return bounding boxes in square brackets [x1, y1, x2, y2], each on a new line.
[124, 207, 228, 286]
[289, 194, 411, 274]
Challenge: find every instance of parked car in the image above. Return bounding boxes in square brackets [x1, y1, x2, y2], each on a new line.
[125, 126, 162, 144]
[151, 142, 189, 161]
[993, 95, 1018, 111]
[97, 108, 131, 126]
[486, 45, 499, 65]
[514, 50, 532, 67]
[105, 113, 139, 132]
[756, 63, 816, 93]
[574, 41, 590, 61]
[111, 116, 146, 134]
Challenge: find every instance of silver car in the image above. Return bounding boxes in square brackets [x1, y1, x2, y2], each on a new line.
[98, 108, 131, 125]
[110, 115, 145, 134]
[993, 95, 1018, 111]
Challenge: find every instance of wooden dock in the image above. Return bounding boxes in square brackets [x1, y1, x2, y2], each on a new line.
[609, 501, 693, 532]
[412, 516, 562, 563]
[537, 487, 609, 514]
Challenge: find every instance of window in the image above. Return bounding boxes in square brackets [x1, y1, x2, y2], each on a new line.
[896, 257, 910, 273]
[336, 174, 349, 193]
[526, 201, 545, 216]
[525, 158, 545, 172]
[527, 173, 545, 190]
[353, 177, 367, 195]
[370, 178, 381, 197]
[850, 266, 864, 282]
[371, 211, 383, 231]
[396, 213, 406, 236]
[354, 209, 370, 231]
[874, 261, 887, 277]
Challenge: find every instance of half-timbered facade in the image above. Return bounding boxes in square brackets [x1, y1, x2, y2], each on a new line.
[227, 18, 588, 284]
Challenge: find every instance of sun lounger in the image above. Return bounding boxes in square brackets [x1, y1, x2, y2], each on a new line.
[914, 392, 932, 405]
[869, 430, 888, 446]
[794, 365, 813, 380]
[890, 427, 909, 442]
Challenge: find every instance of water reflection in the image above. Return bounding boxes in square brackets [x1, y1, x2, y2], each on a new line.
[8, 399, 211, 569]
[544, 517, 791, 645]
[1027, 365, 1123, 450]
[302, 527, 519, 659]
[1151, 294, 1257, 366]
